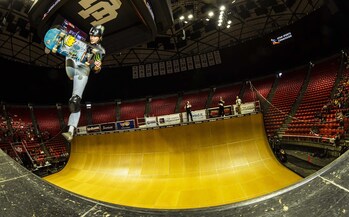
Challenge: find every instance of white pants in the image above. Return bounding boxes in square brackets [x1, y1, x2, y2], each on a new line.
[65, 58, 90, 128]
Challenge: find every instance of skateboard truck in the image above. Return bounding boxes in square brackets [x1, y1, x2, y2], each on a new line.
[52, 31, 66, 53]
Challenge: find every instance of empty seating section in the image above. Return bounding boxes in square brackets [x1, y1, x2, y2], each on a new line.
[119, 99, 146, 121]
[7, 105, 32, 124]
[181, 90, 210, 112]
[0, 141, 16, 159]
[264, 68, 307, 135]
[44, 136, 68, 161]
[285, 58, 339, 138]
[149, 95, 178, 116]
[0, 117, 15, 158]
[33, 106, 68, 161]
[210, 83, 242, 108]
[243, 76, 274, 103]
[6, 105, 33, 141]
[34, 106, 61, 135]
[6, 105, 47, 166]
[91, 103, 116, 124]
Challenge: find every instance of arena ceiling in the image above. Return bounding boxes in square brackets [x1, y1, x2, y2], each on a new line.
[0, 0, 326, 69]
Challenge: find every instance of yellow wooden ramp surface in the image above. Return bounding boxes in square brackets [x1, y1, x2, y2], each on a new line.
[44, 113, 301, 209]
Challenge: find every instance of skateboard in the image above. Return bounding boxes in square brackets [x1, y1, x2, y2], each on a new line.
[44, 27, 93, 64]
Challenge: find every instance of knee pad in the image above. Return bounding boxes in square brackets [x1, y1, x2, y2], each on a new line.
[69, 95, 81, 113]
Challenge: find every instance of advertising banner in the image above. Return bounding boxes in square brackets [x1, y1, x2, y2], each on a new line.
[182, 109, 207, 122]
[145, 116, 158, 127]
[157, 113, 181, 126]
[232, 102, 256, 115]
[207, 106, 232, 118]
[76, 126, 87, 135]
[116, 119, 135, 130]
[101, 123, 116, 132]
[86, 125, 101, 133]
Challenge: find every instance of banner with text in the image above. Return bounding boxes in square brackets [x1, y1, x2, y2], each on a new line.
[86, 125, 101, 133]
[145, 116, 158, 127]
[232, 102, 256, 115]
[76, 126, 87, 135]
[101, 123, 116, 132]
[116, 119, 135, 130]
[181, 109, 207, 122]
[157, 113, 181, 126]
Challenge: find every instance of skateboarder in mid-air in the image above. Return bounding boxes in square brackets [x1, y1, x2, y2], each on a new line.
[62, 24, 106, 142]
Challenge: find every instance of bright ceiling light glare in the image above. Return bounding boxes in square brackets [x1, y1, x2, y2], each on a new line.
[227, 20, 232, 24]
[232, 0, 236, 3]
[218, 23, 222, 27]
[188, 14, 193, 19]
[227, 25, 230, 28]
[184, 20, 188, 24]
[208, 11, 214, 17]
[179, 15, 185, 20]
[220, 5, 226, 11]
[206, 18, 210, 21]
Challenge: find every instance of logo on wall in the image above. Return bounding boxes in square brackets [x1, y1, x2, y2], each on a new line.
[78, 0, 122, 26]
[86, 125, 101, 133]
[116, 120, 135, 130]
[101, 123, 116, 132]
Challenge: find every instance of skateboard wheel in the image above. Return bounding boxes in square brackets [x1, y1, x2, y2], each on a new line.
[52, 47, 57, 53]
[44, 47, 51, 54]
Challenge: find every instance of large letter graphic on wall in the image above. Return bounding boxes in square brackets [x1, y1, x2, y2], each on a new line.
[78, 0, 122, 26]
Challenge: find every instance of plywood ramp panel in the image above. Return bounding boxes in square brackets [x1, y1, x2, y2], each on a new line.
[44, 113, 301, 209]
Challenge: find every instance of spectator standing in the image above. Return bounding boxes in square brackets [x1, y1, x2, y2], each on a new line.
[218, 96, 225, 117]
[184, 101, 193, 122]
[235, 96, 242, 114]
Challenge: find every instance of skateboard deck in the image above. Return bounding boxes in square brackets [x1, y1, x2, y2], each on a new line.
[44, 27, 89, 63]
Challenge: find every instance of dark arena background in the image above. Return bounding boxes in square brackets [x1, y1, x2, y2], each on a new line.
[0, 0, 349, 216]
